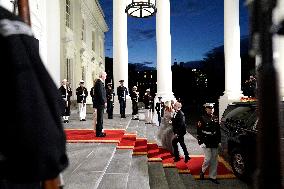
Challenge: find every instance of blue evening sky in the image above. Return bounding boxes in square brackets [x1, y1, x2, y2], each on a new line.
[99, 0, 249, 68]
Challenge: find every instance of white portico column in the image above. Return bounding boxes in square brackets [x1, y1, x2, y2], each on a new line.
[156, 0, 175, 102]
[113, 0, 128, 89]
[113, 0, 131, 115]
[219, 0, 243, 120]
[0, 0, 13, 12]
[274, 0, 284, 101]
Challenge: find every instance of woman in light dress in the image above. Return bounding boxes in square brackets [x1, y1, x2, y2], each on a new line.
[157, 100, 175, 153]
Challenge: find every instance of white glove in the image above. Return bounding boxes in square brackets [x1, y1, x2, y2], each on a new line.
[63, 98, 67, 101]
[82, 94, 85, 96]
[218, 143, 222, 148]
[200, 143, 206, 148]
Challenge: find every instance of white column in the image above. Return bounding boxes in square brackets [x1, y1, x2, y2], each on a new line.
[113, 0, 128, 89]
[113, 0, 131, 115]
[274, 0, 284, 101]
[0, 0, 13, 12]
[156, 0, 174, 102]
[219, 0, 242, 119]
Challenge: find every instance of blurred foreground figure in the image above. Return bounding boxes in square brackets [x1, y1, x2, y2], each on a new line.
[0, 6, 68, 189]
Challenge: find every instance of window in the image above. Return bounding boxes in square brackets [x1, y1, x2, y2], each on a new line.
[66, 58, 72, 82]
[81, 19, 85, 41]
[65, 0, 72, 28]
[82, 67, 85, 81]
[92, 31, 96, 52]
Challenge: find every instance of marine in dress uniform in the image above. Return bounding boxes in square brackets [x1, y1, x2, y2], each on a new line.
[59, 79, 72, 123]
[76, 80, 88, 121]
[197, 103, 221, 184]
[117, 80, 128, 118]
[155, 96, 164, 126]
[106, 83, 115, 119]
[130, 86, 139, 120]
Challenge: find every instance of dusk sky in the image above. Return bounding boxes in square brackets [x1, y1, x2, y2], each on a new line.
[99, 0, 249, 68]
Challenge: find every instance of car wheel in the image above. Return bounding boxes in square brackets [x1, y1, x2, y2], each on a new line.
[230, 148, 251, 181]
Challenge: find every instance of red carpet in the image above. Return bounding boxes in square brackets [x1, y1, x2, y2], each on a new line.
[65, 129, 125, 143]
[65, 129, 235, 179]
[133, 138, 148, 155]
[117, 133, 136, 149]
[147, 143, 236, 179]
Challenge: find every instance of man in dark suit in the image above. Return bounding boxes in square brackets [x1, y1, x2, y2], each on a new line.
[117, 80, 128, 118]
[171, 102, 190, 163]
[93, 72, 107, 137]
[130, 86, 139, 120]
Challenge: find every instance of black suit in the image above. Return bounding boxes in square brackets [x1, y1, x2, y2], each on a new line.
[171, 110, 189, 159]
[93, 79, 107, 135]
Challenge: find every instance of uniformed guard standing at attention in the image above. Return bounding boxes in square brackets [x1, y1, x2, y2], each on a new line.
[106, 83, 115, 119]
[155, 96, 164, 126]
[76, 80, 88, 121]
[197, 103, 221, 184]
[143, 89, 154, 124]
[130, 86, 139, 120]
[117, 80, 128, 118]
[59, 79, 72, 123]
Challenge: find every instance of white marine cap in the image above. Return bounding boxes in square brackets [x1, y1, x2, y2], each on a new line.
[146, 88, 150, 92]
[203, 103, 215, 108]
[79, 80, 84, 83]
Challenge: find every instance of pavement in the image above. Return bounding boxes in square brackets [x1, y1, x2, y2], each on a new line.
[61, 110, 254, 189]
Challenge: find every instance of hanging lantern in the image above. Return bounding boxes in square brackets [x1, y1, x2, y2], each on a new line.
[125, 0, 157, 18]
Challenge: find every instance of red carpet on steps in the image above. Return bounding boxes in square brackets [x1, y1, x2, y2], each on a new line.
[133, 138, 148, 155]
[147, 143, 236, 179]
[65, 129, 236, 179]
[117, 133, 136, 149]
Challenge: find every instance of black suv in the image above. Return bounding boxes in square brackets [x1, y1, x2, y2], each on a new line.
[220, 102, 258, 181]
[220, 101, 284, 182]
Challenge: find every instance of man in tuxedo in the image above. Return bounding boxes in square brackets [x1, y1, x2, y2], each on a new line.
[93, 71, 107, 137]
[171, 102, 190, 163]
[130, 86, 139, 120]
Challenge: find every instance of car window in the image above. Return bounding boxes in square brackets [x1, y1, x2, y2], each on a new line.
[224, 106, 256, 129]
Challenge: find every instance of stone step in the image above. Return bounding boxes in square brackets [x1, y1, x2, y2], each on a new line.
[148, 162, 170, 189]
[179, 173, 199, 189]
[63, 143, 117, 189]
[97, 149, 133, 189]
[163, 168, 187, 189]
[127, 155, 150, 189]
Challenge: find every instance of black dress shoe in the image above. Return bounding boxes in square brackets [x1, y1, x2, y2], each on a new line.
[96, 132, 106, 137]
[199, 171, 205, 180]
[184, 156, 191, 163]
[208, 178, 219, 184]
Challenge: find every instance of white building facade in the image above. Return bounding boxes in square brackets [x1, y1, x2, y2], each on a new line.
[61, 0, 108, 103]
[0, 0, 108, 105]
